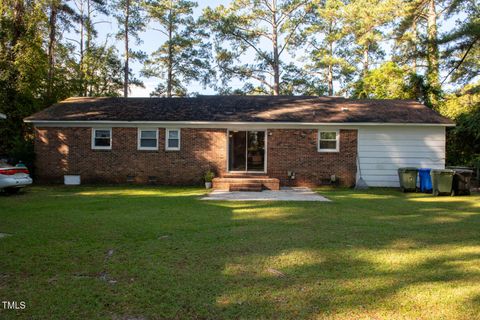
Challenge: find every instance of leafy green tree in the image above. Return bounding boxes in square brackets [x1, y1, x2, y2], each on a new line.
[83, 45, 129, 96]
[353, 61, 426, 99]
[439, 82, 480, 121]
[441, 82, 480, 166]
[203, 0, 311, 95]
[0, 0, 49, 155]
[0, 0, 129, 157]
[143, 0, 213, 97]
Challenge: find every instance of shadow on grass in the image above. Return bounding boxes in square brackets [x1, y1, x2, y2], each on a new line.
[200, 189, 480, 318]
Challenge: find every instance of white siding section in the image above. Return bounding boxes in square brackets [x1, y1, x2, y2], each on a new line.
[358, 126, 446, 187]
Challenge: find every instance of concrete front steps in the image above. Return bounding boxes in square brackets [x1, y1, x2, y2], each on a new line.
[229, 183, 263, 192]
[212, 174, 280, 191]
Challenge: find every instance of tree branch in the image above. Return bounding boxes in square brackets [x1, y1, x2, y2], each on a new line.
[277, 0, 307, 26]
[278, 8, 310, 56]
[441, 37, 479, 85]
[152, 27, 169, 37]
[229, 31, 272, 63]
[261, 0, 274, 14]
[223, 65, 273, 90]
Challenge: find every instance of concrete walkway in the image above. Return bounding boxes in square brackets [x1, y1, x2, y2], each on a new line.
[201, 187, 330, 202]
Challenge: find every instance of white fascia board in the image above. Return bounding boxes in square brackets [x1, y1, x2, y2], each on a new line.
[24, 120, 455, 128]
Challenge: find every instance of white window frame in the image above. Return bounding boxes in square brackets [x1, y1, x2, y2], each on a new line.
[137, 128, 159, 151]
[318, 129, 340, 152]
[165, 128, 181, 151]
[91, 128, 112, 150]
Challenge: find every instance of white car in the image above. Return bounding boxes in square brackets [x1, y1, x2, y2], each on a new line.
[0, 162, 32, 194]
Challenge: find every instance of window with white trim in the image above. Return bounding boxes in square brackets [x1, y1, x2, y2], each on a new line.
[166, 129, 180, 150]
[92, 128, 112, 150]
[138, 129, 158, 150]
[318, 130, 339, 152]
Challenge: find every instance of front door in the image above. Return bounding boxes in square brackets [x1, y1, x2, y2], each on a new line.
[228, 131, 266, 172]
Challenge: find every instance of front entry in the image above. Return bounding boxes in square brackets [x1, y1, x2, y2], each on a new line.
[228, 131, 266, 172]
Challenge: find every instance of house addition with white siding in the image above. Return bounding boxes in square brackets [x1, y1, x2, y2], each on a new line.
[358, 126, 447, 187]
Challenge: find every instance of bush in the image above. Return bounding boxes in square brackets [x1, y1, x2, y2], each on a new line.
[9, 136, 35, 171]
[204, 170, 215, 183]
[441, 83, 480, 168]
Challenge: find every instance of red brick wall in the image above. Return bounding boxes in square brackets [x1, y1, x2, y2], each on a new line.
[34, 127, 227, 184]
[267, 129, 358, 187]
[34, 127, 357, 186]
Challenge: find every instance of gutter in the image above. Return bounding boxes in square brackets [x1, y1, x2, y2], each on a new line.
[23, 120, 455, 128]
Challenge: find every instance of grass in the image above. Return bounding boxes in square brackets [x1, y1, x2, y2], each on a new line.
[0, 186, 479, 319]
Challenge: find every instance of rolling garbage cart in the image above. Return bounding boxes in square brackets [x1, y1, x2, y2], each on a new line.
[451, 169, 473, 196]
[431, 169, 454, 196]
[398, 167, 418, 193]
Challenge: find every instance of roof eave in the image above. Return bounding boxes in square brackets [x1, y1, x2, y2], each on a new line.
[23, 119, 455, 127]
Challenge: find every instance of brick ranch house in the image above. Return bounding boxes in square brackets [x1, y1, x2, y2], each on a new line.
[24, 96, 453, 190]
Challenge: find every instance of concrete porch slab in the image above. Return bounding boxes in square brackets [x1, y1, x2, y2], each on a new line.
[201, 187, 330, 202]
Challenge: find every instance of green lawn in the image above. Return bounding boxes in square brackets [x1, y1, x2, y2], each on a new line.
[1, 186, 479, 319]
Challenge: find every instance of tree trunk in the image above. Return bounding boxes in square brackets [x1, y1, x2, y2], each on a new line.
[79, 1, 85, 96]
[271, 2, 280, 96]
[167, 6, 173, 98]
[84, 0, 93, 96]
[327, 41, 333, 96]
[412, 19, 417, 73]
[47, 1, 58, 100]
[124, 0, 130, 98]
[426, 0, 439, 107]
[362, 45, 369, 76]
[327, 65, 333, 96]
[11, 0, 25, 50]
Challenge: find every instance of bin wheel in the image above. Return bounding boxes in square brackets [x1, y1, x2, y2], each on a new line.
[401, 187, 406, 193]
[450, 190, 456, 197]
[433, 189, 439, 196]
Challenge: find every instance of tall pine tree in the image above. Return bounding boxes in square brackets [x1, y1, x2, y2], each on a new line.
[304, 0, 355, 96]
[111, 0, 145, 97]
[143, 0, 213, 97]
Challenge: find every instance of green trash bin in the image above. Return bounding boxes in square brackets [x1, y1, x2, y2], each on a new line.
[431, 169, 454, 196]
[398, 167, 418, 192]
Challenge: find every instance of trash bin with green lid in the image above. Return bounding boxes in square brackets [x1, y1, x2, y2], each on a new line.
[451, 169, 473, 196]
[431, 169, 454, 196]
[398, 167, 418, 192]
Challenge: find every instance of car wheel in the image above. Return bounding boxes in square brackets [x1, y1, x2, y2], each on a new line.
[4, 187, 21, 195]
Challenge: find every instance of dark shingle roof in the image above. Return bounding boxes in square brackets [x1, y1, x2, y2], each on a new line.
[25, 96, 453, 125]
